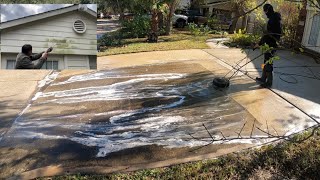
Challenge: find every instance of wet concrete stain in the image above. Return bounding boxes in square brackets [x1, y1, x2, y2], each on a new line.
[2, 64, 260, 159]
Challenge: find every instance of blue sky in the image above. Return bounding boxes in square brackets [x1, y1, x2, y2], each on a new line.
[1, 4, 97, 22]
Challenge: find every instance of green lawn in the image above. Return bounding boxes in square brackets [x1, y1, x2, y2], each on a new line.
[41, 126, 320, 180]
[98, 31, 225, 56]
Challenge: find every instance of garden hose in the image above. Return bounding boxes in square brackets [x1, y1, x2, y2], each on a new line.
[211, 31, 320, 89]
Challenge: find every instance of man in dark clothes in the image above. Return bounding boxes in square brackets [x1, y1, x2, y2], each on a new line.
[254, 4, 282, 88]
[15, 44, 50, 69]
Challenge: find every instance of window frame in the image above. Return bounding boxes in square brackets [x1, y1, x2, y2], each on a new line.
[41, 60, 59, 70]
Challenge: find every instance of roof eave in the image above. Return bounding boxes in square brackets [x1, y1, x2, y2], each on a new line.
[1, 4, 96, 30]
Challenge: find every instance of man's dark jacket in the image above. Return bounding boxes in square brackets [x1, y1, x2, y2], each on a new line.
[259, 12, 282, 48]
[15, 52, 46, 69]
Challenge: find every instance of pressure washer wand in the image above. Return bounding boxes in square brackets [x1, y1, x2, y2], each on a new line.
[227, 53, 264, 81]
[47, 47, 53, 53]
[212, 49, 263, 89]
[47, 43, 57, 53]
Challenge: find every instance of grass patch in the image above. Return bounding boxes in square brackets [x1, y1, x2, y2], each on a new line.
[98, 31, 225, 56]
[41, 126, 320, 179]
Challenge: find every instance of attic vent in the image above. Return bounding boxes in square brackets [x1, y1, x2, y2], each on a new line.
[73, 20, 86, 34]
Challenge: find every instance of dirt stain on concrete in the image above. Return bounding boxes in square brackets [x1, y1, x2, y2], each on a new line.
[0, 62, 261, 178]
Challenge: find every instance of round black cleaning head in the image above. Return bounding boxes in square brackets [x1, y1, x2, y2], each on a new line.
[212, 77, 230, 88]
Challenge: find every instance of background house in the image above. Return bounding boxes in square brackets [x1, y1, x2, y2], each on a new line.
[178, 0, 191, 9]
[0, 4, 97, 70]
[195, 0, 255, 32]
[301, 1, 320, 54]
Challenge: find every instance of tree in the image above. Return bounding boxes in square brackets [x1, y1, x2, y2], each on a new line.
[164, 0, 181, 35]
[148, 0, 168, 42]
[98, 0, 134, 19]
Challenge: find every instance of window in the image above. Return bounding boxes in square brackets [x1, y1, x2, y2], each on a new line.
[6, 59, 58, 70]
[41, 60, 59, 70]
[308, 14, 320, 46]
[6, 60, 16, 69]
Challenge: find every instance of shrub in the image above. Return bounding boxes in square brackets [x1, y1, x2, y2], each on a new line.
[207, 17, 223, 31]
[252, 20, 266, 37]
[228, 29, 259, 47]
[188, 23, 211, 36]
[121, 15, 151, 38]
[278, 1, 300, 48]
[98, 31, 123, 47]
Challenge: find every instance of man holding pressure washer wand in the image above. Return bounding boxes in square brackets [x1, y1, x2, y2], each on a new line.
[254, 3, 282, 88]
[15, 44, 53, 69]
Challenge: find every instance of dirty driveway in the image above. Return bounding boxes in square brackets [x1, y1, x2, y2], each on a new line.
[0, 49, 319, 178]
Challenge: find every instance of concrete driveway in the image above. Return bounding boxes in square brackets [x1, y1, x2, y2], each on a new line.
[0, 70, 51, 140]
[203, 48, 320, 124]
[0, 49, 319, 179]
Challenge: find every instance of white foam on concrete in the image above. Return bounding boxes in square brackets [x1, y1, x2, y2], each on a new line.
[109, 96, 185, 124]
[6, 70, 276, 158]
[36, 73, 187, 104]
[38, 71, 59, 88]
[52, 72, 186, 86]
[32, 92, 43, 101]
[10, 131, 67, 140]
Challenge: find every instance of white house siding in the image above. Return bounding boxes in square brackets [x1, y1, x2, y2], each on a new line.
[65, 55, 90, 69]
[1, 10, 97, 69]
[1, 11, 97, 56]
[302, 5, 320, 53]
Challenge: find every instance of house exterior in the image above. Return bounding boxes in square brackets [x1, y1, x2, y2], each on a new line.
[301, 1, 320, 53]
[197, 0, 255, 32]
[178, 0, 191, 9]
[0, 4, 97, 70]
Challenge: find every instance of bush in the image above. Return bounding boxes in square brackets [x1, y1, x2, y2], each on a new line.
[188, 23, 211, 36]
[278, 1, 300, 48]
[228, 29, 259, 47]
[207, 17, 223, 31]
[252, 20, 266, 36]
[121, 15, 151, 38]
[98, 31, 123, 47]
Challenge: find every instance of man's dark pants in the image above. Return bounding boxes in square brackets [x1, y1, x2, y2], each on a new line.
[261, 50, 275, 86]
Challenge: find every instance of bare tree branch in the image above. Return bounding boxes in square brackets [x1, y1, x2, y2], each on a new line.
[189, 120, 320, 153]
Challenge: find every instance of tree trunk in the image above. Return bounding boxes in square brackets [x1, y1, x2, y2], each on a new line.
[165, 1, 176, 35]
[241, 14, 248, 31]
[165, 13, 173, 35]
[148, 9, 159, 43]
[230, 7, 240, 33]
[158, 12, 164, 34]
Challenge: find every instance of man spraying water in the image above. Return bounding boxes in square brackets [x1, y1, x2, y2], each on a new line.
[15, 44, 53, 69]
[254, 3, 282, 88]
